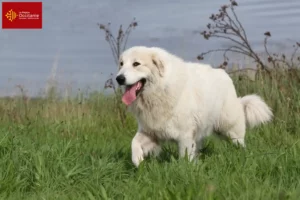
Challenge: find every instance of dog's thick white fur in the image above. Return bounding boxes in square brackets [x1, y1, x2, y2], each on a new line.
[116, 46, 273, 167]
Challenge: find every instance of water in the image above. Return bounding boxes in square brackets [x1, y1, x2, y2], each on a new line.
[0, 0, 299, 96]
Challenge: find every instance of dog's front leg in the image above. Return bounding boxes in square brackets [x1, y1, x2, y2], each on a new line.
[178, 137, 197, 161]
[131, 131, 161, 167]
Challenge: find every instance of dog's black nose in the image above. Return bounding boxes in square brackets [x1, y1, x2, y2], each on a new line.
[116, 74, 126, 85]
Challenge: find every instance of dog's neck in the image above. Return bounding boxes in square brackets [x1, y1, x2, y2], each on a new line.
[128, 81, 184, 132]
[131, 84, 172, 109]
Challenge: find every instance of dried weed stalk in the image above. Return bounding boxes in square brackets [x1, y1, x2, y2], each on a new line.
[197, 0, 300, 77]
[98, 19, 138, 126]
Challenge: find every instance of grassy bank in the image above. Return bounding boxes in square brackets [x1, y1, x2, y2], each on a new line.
[0, 71, 300, 200]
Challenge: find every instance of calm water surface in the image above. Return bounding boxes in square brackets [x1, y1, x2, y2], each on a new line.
[0, 0, 299, 96]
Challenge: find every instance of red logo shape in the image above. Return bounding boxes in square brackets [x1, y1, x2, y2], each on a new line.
[2, 2, 42, 29]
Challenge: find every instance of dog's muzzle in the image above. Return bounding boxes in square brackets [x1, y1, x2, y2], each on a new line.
[116, 74, 126, 85]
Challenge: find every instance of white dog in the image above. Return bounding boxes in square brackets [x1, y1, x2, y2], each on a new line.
[115, 46, 273, 167]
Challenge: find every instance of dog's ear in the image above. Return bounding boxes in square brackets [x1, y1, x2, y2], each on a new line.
[151, 53, 164, 77]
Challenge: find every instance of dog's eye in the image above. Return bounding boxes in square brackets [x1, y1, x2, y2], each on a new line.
[120, 61, 123, 66]
[133, 62, 140, 67]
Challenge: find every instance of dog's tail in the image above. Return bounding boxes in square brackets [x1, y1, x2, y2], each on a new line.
[240, 94, 273, 128]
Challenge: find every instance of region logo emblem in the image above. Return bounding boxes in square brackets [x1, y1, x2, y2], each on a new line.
[2, 2, 42, 29]
[5, 9, 18, 22]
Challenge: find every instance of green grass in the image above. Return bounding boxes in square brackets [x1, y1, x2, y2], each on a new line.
[0, 72, 300, 200]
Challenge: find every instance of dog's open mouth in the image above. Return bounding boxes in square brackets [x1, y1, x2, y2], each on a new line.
[122, 78, 146, 106]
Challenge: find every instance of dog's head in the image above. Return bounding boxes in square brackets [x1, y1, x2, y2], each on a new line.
[115, 46, 165, 106]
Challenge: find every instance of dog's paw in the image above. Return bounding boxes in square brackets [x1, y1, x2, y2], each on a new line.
[132, 154, 144, 167]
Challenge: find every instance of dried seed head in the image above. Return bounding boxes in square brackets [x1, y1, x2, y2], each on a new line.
[197, 55, 204, 60]
[264, 31, 271, 37]
[209, 14, 217, 21]
[230, 0, 238, 6]
[99, 24, 105, 30]
[221, 5, 228, 12]
[132, 22, 138, 27]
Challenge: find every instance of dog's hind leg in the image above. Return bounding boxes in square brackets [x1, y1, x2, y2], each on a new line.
[221, 120, 246, 147]
[218, 98, 247, 147]
[227, 123, 246, 147]
[131, 132, 161, 167]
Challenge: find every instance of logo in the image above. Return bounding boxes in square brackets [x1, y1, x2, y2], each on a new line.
[2, 2, 42, 29]
[5, 9, 18, 22]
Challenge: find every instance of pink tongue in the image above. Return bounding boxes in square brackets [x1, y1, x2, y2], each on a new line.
[122, 82, 141, 106]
